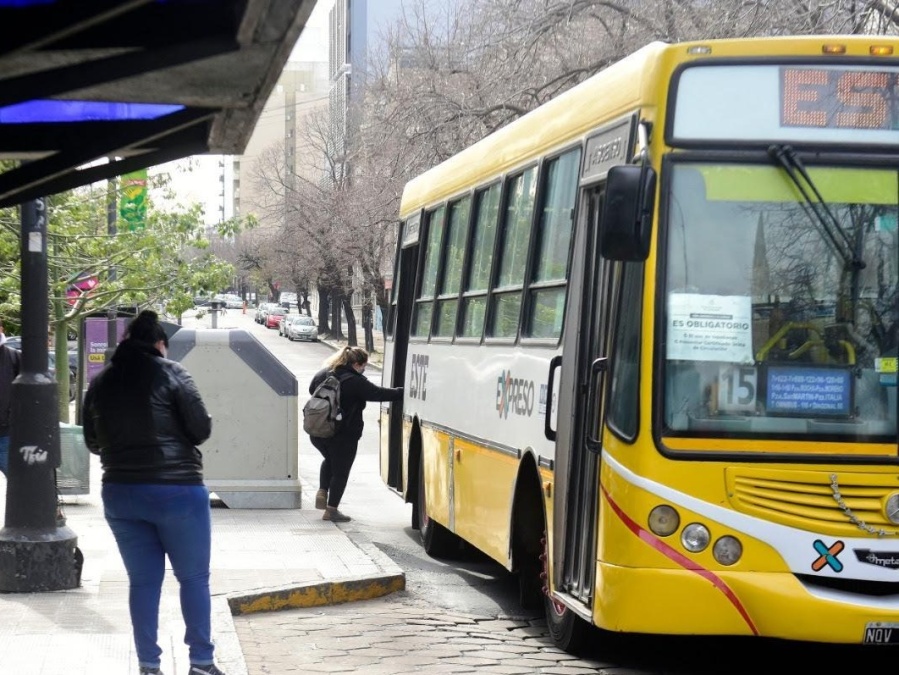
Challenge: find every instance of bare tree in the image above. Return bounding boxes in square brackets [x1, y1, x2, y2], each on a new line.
[255, 0, 899, 353]
[362, 0, 899, 172]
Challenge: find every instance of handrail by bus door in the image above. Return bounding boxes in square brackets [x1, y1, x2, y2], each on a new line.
[544, 355, 562, 441]
[586, 357, 608, 453]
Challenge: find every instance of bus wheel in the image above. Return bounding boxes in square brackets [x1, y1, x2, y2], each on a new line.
[541, 533, 591, 654]
[417, 456, 461, 558]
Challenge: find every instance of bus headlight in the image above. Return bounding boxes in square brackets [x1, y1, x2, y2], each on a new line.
[713, 536, 743, 566]
[681, 523, 710, 552]
[648, 505, 679, 537]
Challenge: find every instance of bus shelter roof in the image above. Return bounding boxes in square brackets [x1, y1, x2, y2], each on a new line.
[0, 0, 317, 208]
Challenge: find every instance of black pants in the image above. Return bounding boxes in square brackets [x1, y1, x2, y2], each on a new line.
[311, 435, 359, 508]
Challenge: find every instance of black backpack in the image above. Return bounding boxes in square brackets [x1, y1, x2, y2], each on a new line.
[303, 371, 344, 438]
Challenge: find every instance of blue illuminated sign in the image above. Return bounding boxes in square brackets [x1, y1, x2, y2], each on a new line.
[766, 366, 852, 417]
[0, 101, 184, 124]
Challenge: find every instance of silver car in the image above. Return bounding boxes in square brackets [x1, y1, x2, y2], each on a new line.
[286, 316, 318, 342]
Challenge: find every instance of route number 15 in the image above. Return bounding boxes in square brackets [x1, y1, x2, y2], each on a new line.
[718, 365, 757, 413]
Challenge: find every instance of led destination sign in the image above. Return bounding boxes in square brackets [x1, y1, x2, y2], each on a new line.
[782, 67, 899, 131]
[672, 64, 899, 145]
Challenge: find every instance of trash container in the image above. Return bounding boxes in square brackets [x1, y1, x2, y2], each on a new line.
[57, 422, 90, 495]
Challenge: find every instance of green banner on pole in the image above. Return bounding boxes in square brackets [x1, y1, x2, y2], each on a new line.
[119, 169, 148, 230]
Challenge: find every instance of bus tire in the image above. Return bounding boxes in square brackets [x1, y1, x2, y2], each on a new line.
[417, 455, 461, 558]
[541, 532, 592, 654]
[545, 596, 591, 654]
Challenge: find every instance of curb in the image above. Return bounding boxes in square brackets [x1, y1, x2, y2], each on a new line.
[226, 478, 406, 616]
[227, 572, 406, 615]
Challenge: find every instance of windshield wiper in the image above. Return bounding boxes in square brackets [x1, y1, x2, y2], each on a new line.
[767, 144, 865, 271]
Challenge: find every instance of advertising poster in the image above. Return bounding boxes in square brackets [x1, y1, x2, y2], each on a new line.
[84, 317, 129, 383]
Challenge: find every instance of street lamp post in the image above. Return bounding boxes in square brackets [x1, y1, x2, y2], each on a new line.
[106, 176, 117, 361]
[0, 195, 79, 592]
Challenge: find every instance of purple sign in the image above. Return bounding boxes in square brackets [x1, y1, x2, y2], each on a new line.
[84, 317, 129, 383]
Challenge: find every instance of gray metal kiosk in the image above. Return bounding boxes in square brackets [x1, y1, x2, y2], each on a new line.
[167, 328, 301, 508]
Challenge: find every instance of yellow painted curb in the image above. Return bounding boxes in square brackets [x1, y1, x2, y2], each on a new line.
[227, 573, 405, 615]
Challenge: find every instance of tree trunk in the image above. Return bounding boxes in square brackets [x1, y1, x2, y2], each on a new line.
[362, 302, 374, 353]
[300, 290, 311, 317]
[317, 287, 330, 333]
[330, 290, 344, 339]
[343, 296, 357, 347]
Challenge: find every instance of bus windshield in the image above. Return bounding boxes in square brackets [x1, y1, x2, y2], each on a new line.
[663, 162, 898, 446]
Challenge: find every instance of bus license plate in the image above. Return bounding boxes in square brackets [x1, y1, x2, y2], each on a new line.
[864, 623, 899, 644]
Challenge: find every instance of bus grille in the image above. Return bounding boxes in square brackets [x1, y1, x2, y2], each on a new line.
[726, 468, 899, 538]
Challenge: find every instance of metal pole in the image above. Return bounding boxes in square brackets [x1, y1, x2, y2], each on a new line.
[105, 178, 118, 361]
[0, 195, 79, 592]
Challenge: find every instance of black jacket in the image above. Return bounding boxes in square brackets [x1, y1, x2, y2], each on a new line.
[309, 364, 402, 441]
[83, 338, 212, 484]
[0, 344, 20, 436]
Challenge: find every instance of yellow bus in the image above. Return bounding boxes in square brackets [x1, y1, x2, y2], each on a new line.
[379, 36, 899, 653]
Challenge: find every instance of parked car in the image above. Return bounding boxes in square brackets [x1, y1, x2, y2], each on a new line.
[264, 307, 287, 329]
[5, 337, 76, 401]
[286, 315, 318, 342]
[255, 302, 276, 323]
[215, 293, 244, 309]
[48, 352, 77, 402]
[279, 291, 297, 310]
[278, 313, 293, 337]
[6, 335, 78, 378]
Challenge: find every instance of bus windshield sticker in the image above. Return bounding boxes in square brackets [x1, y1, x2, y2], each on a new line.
[667, 294, 753, 363]
[876, 357, 898, 386]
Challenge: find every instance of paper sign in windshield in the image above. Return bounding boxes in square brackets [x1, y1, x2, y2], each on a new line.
[668, 294, 753, 363]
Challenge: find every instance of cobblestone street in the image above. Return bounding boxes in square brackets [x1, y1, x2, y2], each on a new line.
[234, 594, 610, 675]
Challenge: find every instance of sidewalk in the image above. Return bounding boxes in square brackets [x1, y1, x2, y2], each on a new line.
[0, 459, 403, 675]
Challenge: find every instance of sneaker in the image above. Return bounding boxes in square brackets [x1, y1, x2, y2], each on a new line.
[139, 668, 163, 675]
[188, 665, 227, 675]
[314, 489, 327, 510]
[322, 507, 351, 522]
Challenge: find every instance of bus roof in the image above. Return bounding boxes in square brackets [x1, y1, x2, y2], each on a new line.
[398, 40, 667, 218]
[398, 35, 899, 218]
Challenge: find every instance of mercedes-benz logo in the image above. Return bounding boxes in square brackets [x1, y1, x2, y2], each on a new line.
[885, 493, 899, 526]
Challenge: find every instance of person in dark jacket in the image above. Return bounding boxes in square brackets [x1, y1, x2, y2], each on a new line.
[0, 341, 21, 476]
[83, 310, 226, 675]
[309, 346, 403, 522]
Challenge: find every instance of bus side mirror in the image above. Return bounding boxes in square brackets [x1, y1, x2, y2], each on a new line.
[600, 164, 656, 261]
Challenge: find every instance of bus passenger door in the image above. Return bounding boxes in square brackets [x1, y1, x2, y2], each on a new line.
[554, 185, 613, 610]
[383, 240, 418, 491]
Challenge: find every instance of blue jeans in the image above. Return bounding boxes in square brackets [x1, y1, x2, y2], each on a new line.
[102, 483, 215, 669]
[0, 435, 9, 476]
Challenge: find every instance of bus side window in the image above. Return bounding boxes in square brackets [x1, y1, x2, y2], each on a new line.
[524, 148, 580, 339]
[488, 167, 537, 338]
[434, 197, 471, 337]
[459, 184, 501, 339]
[412, 206, 445, 338]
